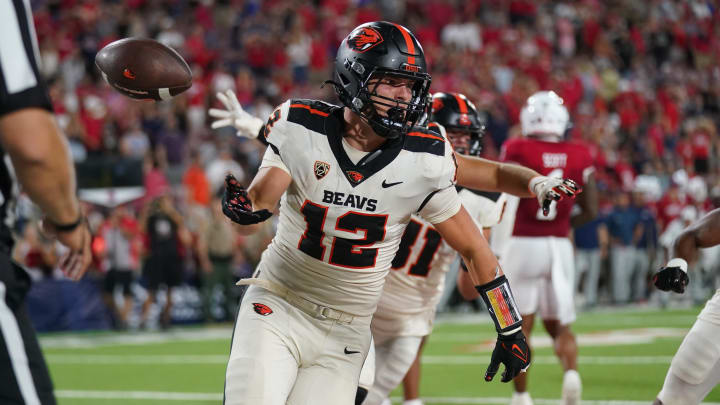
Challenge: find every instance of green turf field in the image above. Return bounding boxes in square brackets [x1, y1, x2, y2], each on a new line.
[41, 306, 720, 404]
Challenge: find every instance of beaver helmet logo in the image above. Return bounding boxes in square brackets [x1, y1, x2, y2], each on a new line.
[314, 161, 330, 180]
[347, 27, 384, 53]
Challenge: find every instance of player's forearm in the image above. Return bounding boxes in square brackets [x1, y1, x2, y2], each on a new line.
[460, 247, 503, 286]
[455, 155, 537, 197]
[0, 109, 80, 224]
[495, 162, 539, 197]
[671, 229, 700, 264]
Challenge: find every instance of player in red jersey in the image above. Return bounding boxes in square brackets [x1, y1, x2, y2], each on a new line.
[498, 91, 598, 405]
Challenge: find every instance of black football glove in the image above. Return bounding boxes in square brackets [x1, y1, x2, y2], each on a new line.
[653, 266, 689, 294]
[222, 174, 272, 225]
[485, 330, 531, 383]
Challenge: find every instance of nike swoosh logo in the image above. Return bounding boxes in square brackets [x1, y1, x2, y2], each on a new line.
[511, 343, 528, 363]
[501, 342, 528, 363]
[381, 180, 403, 188]
[344, 347, 361, 355]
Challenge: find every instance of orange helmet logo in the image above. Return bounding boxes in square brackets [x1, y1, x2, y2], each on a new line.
[459, 114, 472, 126]
[123, 68, 136, 79]
[347, 27, 384, 53]
[432, 97, 444, 113]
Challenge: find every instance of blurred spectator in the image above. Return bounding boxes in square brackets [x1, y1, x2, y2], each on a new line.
[143, 153, 170, 201]
[98, 206, 141, 330]
[183, 151, 211, 208]
[206, 147, 245, 193]
[607, 192, 643, 304]
[200, 196, 239, 322]
[139, 195, 190, 329]
[573, 216, 608, 308]
[119, 119, 151, 159]
[631, 191, 659, 302]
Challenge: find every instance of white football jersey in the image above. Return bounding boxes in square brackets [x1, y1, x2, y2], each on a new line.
[253, 99, 461, 317]
[372, 189, 507, 337]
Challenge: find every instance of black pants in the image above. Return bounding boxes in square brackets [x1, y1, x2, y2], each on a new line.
[0, 255, 56, 404]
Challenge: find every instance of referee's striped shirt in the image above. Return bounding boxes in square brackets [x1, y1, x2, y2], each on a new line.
[0, 1, 58, 404]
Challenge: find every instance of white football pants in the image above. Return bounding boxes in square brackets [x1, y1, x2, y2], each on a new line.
[364, 334, 423, 405]
[657, 298, 720, 405]
[225, 285, 372, 405]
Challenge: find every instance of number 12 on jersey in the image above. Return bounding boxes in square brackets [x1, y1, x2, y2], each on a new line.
[298, 200, 388, 269]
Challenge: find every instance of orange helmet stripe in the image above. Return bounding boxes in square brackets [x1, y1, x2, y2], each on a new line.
[452, 93, 469, 114]
[391, 23, 416, 65]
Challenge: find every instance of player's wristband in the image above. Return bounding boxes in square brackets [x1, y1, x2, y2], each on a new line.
[48, 214, 84, 232]
[666, 258, 688, 273]
[475, 275, 523, 334]
[528, 176, 545, 196]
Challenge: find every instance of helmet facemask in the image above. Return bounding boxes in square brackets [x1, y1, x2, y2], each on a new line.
[337, 65, 431, 139]
[446, 128, 482, 156]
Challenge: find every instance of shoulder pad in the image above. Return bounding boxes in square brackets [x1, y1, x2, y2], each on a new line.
[403, 126, 446, 156]
[426, 121, 446, 136]
[287, 99, 341, 135]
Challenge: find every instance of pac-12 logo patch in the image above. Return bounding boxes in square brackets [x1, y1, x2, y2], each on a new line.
[253, 303, 273, 316]
[347, 27, 384, 53]
[314, 161, 330, 180]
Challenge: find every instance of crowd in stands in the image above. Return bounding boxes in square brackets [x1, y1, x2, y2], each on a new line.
[15, 0, 720, 328]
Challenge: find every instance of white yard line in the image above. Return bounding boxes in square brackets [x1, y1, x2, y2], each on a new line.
[390, 398, 720, 405]
[40, 326, 688, 349]
[45, 354, 674, 365]
[55, 390, 221, 401]
[53, 391, 720, 405]
[39, 328, 233, 349]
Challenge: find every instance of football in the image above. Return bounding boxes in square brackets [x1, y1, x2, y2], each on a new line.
[95, 38, 192, 101]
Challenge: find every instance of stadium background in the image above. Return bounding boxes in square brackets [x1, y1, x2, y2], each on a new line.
[14, 0, 720, 403]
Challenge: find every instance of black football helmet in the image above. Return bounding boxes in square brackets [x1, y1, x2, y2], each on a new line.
[332, 21, 432, 139]
[430, 92, 487, 156]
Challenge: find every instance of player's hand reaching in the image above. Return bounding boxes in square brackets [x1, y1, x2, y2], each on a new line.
[209, 90, 264, 139]
[529, 176, 582, 216]
[653, 258, 689, 294]
[485, 329, 531, 383]
[222, 174, 272, 225]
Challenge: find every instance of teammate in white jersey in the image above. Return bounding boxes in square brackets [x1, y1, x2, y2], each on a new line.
[653, 208, 720, 405]
[363, 93, 506, 405]
[216, 21, 531, 405]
